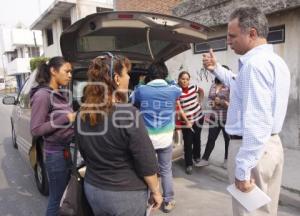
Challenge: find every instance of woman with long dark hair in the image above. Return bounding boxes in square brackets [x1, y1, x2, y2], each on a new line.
[77, 55, 162, 216]
[30, 56, 75, 216]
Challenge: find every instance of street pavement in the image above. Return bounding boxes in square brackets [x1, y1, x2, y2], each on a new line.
[0, 97, 47, 216]
[0, 97, 299, 216]
[153, 160, 299, 216]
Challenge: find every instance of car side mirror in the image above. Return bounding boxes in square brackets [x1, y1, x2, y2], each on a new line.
[2, 96, 16, 105]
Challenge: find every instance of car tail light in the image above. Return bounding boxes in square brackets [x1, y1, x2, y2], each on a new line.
[190, 23, 202, 30]
[118, 14, 134, 19]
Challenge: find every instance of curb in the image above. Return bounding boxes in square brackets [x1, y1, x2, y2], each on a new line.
[206, 162, 300, 211]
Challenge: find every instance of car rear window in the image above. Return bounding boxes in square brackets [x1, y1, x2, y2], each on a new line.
[77, 30, 171, 57]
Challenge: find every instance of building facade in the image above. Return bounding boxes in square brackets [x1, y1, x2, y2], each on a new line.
[30, 0, 114, 57]
[0, 27, 43, 91]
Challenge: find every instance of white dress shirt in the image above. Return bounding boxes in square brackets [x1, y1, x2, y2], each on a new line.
[213, 44, 290, 180]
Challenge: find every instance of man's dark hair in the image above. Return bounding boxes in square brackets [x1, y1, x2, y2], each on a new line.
[147, 61, 168, 81]
[229, 6, 269, 38]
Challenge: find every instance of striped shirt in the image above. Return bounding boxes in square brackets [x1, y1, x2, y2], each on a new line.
[178, 85, 204, 124]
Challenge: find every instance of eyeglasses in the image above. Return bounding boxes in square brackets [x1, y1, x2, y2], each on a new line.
[94, 52, 125, 79]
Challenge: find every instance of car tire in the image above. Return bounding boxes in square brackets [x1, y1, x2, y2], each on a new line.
[34, 143, 49, 196]
[11, 121, 18, 149]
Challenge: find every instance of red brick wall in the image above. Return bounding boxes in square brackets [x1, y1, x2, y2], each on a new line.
[115, 0, 182, 15]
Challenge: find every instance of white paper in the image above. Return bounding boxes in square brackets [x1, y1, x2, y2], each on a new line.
[227, 184, 271, 212]
[146, 204, 154, 216]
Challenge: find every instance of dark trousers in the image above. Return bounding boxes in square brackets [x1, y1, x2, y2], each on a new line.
[182, 118, 204, 167]
[45, 151, 71, 216]
[202, 120, 230, 161]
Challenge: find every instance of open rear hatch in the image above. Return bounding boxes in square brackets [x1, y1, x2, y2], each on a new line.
[60, 11, 209, 64]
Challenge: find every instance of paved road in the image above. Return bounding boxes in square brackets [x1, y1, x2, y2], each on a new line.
[0, 98, 47, 216]
[0, 97, 299, 216]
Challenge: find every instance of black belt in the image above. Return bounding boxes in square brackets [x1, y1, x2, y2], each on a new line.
[229, 134, 278, 140]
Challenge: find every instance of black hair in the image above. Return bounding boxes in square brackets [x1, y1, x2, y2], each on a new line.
[214, 77, 222, 84]
[222, 65, 230, 70]
[215, 65, 230, 84]
[147, 61, 168, 81]
[178, 71, 190, 80]
[35, 56, 69, 85]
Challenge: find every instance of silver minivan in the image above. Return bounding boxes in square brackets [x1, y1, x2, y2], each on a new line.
[2, 11, 208, 195]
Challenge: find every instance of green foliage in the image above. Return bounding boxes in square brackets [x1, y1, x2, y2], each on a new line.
[30, 57, 49, 72]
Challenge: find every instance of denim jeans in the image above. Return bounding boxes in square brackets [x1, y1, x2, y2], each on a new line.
[84, 182, 148, 216]
[45, 151, 71, 216]
[156, 145, 174, 203]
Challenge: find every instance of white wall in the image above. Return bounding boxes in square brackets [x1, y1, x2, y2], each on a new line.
[76, 0, 113, 19]
[43, 20, 63, 57]
[6, 58, 31, 75]
[42, 0, 113, 57]
[11, 29, 43, 47]
[268, 9, 300, 148]
[0, 27, 14, 52]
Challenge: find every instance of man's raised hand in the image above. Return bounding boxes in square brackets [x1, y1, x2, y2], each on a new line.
[202, 49, 217, 72]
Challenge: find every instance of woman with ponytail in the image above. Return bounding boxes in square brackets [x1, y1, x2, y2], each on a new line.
[76, 55, 162, 216]
[30, 56, 75, 216]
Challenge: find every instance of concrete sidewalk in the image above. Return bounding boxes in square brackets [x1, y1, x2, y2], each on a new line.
[151, 159, 299, 216]
[198, 127, 300, 209]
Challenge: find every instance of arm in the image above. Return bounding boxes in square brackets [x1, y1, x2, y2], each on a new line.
[127, 109, 162, 208]
[202, 49, 236, 87]
[75, 113, 87, 162]
[220, 87, 230, 109]
[208, 85, 215, 108]
[221, 100, 229, 108]
[235, 65, 273, 182]
[176, 100, 192, 127]
[197, 87, 204, 103]
[30, 91, 70, 137]
[213, 63, 236, 88]
[131, 87, 140, 108]
[144, 175, 163, 210]
[128, 112, 159, 177]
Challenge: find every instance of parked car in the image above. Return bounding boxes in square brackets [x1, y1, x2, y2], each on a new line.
[2, 11, 208, 195]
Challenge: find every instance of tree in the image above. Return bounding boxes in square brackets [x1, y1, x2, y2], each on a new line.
[30, 57, 48, 72]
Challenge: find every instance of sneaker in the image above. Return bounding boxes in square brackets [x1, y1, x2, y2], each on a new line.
[185, 166, 193, 175]
[163, 200, 176, 213]
[193, 158, 201, 164]
[194, 159, 209, 167]
[222, 159, 227, 169]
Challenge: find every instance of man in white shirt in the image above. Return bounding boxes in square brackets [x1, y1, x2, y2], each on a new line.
[202, 6, 290, 216]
